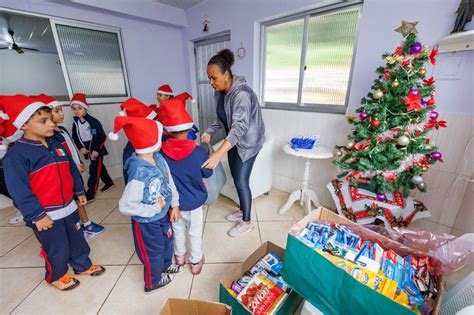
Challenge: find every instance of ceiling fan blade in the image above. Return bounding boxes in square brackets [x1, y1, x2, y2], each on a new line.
[0, 47, 10, 50]
[22, 48, 39, 52]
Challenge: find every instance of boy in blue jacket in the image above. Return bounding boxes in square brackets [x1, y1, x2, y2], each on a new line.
[158, 98, 212, 275]
[110, 116, 183, 294]
[116, 98, 158, 184]
[70, 93, 114, 201]
[1, 95, 105, 291]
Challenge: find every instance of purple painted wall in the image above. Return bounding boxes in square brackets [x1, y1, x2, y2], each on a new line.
[0, 0, 187, 104]
[183, 0, 473, 114]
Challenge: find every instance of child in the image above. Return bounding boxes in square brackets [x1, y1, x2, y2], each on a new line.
[31, 94, 105, 237]
[109, 116, 183, 294]
[2, 95, 105, 290]
[158, 97, 212, 274]
[158, 92, 200, 142]
[70, 93, 114, 201]
[156, 84, 174, 105]
[117, 98, 158, 184]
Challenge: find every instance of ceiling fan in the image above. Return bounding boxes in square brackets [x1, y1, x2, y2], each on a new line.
[0, 28, 39, 54]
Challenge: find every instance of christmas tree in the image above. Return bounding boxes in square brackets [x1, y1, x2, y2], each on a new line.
[334, 21, 447, 198]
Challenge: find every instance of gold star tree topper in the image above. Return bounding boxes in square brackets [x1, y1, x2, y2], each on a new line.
[394, 20, 418, 37]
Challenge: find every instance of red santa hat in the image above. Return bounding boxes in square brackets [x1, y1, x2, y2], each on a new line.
[157, 96, 194, 132]
[108, 117, 163, 154]
[119, 98, 157, 119]
[70, 93, 88, 110]
[30, 94, 61, 108]
[0, 95, 47, 129]
[0, 99, 23, 151]
[157, 84, 173, 96]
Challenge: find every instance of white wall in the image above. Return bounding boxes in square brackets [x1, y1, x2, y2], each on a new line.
[0, 51, 68, 96]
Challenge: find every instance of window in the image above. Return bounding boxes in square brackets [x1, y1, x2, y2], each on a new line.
[261, 3, 361, 113]
[52, 21, 130, 102]
[0, 8, 130, 104]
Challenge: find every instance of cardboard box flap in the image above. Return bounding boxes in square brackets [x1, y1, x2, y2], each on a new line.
[160, 298, 231, 315]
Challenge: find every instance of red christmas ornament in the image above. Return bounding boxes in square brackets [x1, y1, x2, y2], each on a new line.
[401, 60, 411, 67]
[384, 70, 391, 79]
[404, 93, 422, 111]
[371, 119, 380, 127]
[394, 47, 403, 56]
[423, 77, 435, 86]
[427, 97, 436, 106]
[430, 47, 438, 65]
[387, 174, 397, 182]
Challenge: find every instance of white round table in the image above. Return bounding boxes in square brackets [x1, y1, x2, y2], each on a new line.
[278, 143, 333, 215]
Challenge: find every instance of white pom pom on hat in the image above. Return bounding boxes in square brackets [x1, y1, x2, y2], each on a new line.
[108, 132, 119, 141]
[118, 110, 126, 117]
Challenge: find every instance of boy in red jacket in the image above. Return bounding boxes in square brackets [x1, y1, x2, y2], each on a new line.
[2, 95, 105, 291]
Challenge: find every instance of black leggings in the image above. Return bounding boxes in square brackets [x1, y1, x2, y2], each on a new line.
[228, 147, 258, 222]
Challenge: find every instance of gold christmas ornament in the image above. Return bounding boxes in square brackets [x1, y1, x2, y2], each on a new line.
[386, 55, 404, 64]
[373, 90, 384, 100]
[391, 79, 399, 88]
[394, 20, 419, 37]
[421, 165, 429, 172]
[419, 68, 426, 75]
[346, 141, 355, 149]
[346, 115, 357, 123]
[397, 135, 410, 146]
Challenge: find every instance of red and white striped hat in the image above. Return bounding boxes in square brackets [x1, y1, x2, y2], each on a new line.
[108, 116, 163, 154]
[157, 92, 194, 132]
[119, 98, 157, 120]
[70, 93, 88, 110]
[30, 94, 61, 108]
[157, 84, 173, 96]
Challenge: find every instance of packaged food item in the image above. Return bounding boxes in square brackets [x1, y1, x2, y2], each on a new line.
[231, 280, 244, 295]
[227, 288, 238, 298]
[236, 274, 287, 314]
[238, 275, 253, 288]
[261, 252, 283, 276]
[381, 250, 404, 289]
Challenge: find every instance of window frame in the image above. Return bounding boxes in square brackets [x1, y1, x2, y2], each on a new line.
[260, 1, 363, 114]
[0, 7, 131, 104]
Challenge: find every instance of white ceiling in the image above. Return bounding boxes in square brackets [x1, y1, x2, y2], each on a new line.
[154, 0, 207, 10]
[0, 12, 57, 54]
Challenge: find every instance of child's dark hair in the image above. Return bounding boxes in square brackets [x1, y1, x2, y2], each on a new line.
[34, 106, 52, 115]
[169, 129, 190, 138]
[208, 49, 235, 77]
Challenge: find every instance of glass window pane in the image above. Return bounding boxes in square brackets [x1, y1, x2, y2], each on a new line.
[263, 18, 304, 104]
[302, 7, 360, 105]
[55, 24, 127, 97]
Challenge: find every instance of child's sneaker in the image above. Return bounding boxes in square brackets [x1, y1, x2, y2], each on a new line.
[174, 254, 185, 266]
[8, 211, 23, 225]
[100, 182, 114, 192]
[190, 255, 205, 275]
[51, 274, 80, 291]
[164, 263, 185, 275]
[83, 222, 105, 237]
[144, 273, 173, 294]
[225, 209, 243, 222]
[74, 264, 106, 277]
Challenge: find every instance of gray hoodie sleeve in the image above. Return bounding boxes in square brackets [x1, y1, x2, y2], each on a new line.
[204, 118, 223, 135]
[225, 90, 251, 147]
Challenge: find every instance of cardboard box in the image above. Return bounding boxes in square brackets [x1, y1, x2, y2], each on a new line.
[160, 298, 231, 315]
[282, 207, 443, 315]
[219, 241, 303, 315]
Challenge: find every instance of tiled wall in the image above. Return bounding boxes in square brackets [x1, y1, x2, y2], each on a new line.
[263, 108, 473, 236]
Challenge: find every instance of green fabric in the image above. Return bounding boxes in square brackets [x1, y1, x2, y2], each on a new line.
[219, 283, 302, 315]
[281, 234, 415, 315]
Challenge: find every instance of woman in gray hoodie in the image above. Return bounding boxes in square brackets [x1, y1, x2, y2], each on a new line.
[202, 49, 265, 238]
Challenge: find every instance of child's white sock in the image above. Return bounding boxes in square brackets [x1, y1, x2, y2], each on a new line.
[83, 221, 92, 227]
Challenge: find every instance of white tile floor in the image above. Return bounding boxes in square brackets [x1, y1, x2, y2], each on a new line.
[0, 178, 307, 314]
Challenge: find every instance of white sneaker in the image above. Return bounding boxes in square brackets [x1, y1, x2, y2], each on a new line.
[228, 221, 255, 237]
[8, 211, 23, 225]
[225, 210, 243, 222]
